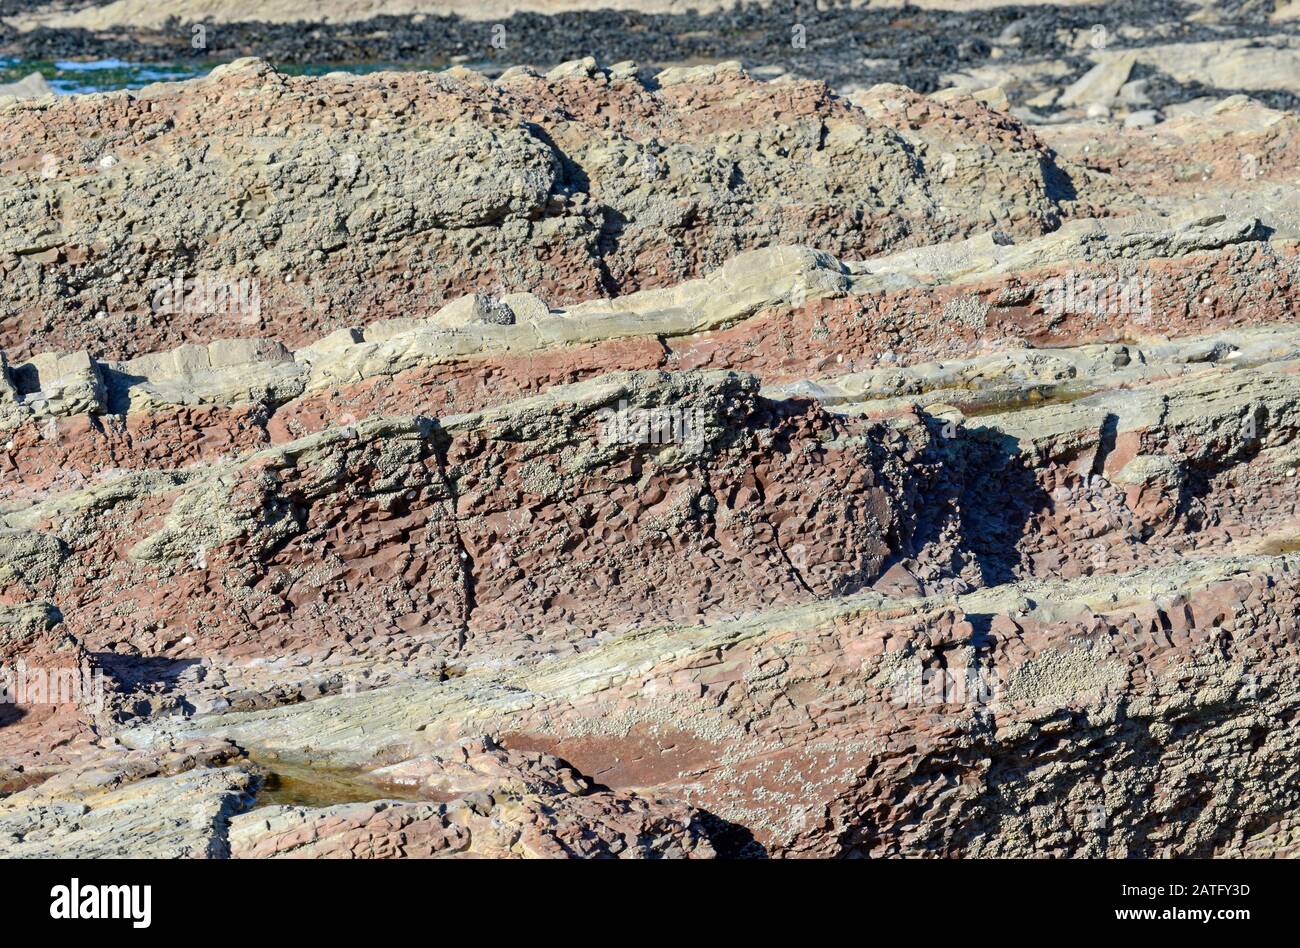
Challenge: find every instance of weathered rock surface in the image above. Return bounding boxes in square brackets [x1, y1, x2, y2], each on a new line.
[0, 740, 254, 857]
[3, 40, 1300, 859]
[120, 553, 1300, 857]
[0, 58, 1068, 361]
[228, 741, 716, 858]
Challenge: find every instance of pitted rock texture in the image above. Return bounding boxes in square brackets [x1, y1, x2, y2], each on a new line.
[0, 57, 1071, 361]
[228, 741, 717, 858]
[3, 47, 1300, 859]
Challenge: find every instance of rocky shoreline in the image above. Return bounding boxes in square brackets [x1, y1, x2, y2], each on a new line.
[3, 3, 1300, 859]
[2, 1, 1298, 107]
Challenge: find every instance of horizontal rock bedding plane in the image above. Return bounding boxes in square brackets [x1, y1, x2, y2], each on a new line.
[3, 6, 1300, 863]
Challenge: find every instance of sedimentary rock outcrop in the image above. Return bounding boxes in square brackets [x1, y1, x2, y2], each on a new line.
[0, 58, 1069, 360]
[3, 42, 1300, 858]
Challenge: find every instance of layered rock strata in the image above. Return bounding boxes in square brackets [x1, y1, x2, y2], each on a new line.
[0, 58, 1067, 360]
[2, 60, 1300, 859]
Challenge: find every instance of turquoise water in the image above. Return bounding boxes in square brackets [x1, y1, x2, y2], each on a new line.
[0, 57, 204, 92]
[0, 58, 445, 94]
